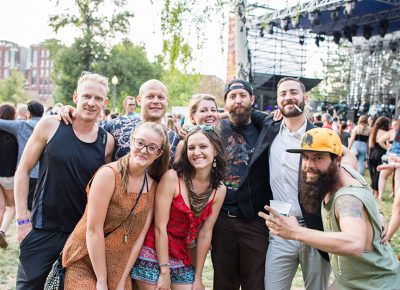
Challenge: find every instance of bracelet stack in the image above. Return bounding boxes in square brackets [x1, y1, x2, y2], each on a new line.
[159, 263, 171, 267]
[16, 218, 30, 226]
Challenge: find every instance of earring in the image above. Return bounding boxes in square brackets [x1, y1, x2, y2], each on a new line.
[213, 157, 217, 168]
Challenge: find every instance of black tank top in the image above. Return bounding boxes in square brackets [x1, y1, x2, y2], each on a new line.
[31, 122, 107, 232]
[0, 130, 18, 177]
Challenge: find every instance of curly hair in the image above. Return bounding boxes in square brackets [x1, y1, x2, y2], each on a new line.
[369, 116, 390, 147]
[173, 127, 226, 190]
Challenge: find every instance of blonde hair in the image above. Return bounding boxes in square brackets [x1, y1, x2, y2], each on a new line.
[188, 94, 218, 125]
[117, 122, 170, 192]
[77, 73, 110, 95]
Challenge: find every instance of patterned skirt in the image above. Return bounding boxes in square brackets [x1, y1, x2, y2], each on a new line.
[131, 246, 195, 285]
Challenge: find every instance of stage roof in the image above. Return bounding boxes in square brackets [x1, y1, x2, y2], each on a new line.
[262, 0, 400, 38]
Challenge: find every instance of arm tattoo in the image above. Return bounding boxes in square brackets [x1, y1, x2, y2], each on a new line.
[335, 195, 364, 220]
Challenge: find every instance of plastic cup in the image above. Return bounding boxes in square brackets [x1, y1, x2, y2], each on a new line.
[269, 200, 292, 217]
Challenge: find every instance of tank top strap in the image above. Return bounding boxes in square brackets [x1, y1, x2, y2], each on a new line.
[85, 164, 119, 194]
[210, 188, 218, 203]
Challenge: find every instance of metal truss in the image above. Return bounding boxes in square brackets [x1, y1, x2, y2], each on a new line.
[374, 0, 400, 5]
[260, 0, 346, 22]
[312, 6, 400, 34]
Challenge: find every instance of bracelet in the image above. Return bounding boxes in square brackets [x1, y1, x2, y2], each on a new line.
[159, 263, 171, 267]
[16, 219, 30, 226]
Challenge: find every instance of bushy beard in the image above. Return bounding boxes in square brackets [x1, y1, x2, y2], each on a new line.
[279, 99, 305, 118]
[300, 161, 339, 214]
[229, 105, 252, 126]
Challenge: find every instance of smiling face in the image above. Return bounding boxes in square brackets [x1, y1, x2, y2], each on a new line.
[187, 131, 216, 170]
[277, 80, 307, 118]
[137, 81, 168, 123]
[191, 99, 219, 126]
[130, 127, 163, 167]
[74, 80, 108, 122]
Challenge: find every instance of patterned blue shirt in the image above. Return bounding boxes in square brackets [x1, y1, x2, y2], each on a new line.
[102, 116, 180, 163]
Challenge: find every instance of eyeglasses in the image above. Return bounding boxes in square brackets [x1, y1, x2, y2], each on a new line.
[132, 138, 162, 155]
[185, 124, 215, 133]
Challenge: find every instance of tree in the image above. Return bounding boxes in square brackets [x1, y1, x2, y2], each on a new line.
[0, 69, 30, 104]
[49, 0, 134, 70]
[94, 40, 163, 111]
[159, 0, 227, 69]
[161, 68, 201, 108]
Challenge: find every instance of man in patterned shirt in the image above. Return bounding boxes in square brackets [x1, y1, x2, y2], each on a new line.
[103, 79, 179, 162]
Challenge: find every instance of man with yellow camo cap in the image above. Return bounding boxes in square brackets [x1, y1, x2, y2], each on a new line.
[260, 128, 400, 290]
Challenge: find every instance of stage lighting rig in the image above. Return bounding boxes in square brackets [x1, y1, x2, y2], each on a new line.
[330, 8, 339, 21]
[308, 10, 320, 25]
[333, 31, 341, 45]
[363, 25, 372, 40]
[280, 17, 290, 31]
[292, 15, 301, 28]
[299, 35, 305, 45]
[379, 19, 389, 38]
[268, 21, 276, 34]
[344, 0, 356, 18]
[315, 35, 325, 47]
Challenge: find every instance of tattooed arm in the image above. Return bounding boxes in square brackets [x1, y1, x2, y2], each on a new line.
[259, 194, 369, 257]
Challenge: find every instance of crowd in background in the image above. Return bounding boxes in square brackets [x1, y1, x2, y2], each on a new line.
[0, 74, 399, 290]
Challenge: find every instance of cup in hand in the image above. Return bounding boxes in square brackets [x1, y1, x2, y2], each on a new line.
[269, 200, 292, 217]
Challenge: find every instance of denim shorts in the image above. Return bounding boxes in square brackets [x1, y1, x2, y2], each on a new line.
[131, 246, 195, 285]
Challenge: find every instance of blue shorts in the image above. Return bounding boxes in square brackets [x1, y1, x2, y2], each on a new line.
[131, 246, 195, 285]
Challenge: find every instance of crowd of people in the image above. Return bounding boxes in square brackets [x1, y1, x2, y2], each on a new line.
[0, 73, 399, 290]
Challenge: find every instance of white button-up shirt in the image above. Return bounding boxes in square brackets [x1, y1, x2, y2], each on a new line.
[269, 119, 307, 217]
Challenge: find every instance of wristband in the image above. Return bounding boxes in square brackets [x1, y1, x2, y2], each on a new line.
[16, 219, 30, 226]
[159, 263, 171, 267]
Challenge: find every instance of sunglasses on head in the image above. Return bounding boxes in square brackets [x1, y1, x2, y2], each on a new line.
[185, 124, 215, 133]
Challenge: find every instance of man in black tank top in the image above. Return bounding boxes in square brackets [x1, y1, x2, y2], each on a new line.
[14, 73, 115, 290]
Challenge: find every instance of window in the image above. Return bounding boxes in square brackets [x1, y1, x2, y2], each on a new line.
[32, 70, 37, 85]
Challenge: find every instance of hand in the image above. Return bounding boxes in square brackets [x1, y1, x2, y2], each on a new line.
[192, 278, 205, 290]
[271, 110, 283, 121]
[96, 280, 108, 290]
[155, 271, 171, 290]
[258, 205, 300, 240]
[17, 222, 32, 244]
[178, 126, 188, 140]
[58, 105, 76, 125]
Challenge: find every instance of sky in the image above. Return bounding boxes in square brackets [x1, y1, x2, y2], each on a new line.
[0, 0, 301, 81]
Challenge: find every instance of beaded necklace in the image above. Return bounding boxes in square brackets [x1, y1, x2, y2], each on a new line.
[184, 178, 214, 216]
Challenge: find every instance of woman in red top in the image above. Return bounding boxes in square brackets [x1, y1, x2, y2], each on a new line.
[132, 125, 226, 290]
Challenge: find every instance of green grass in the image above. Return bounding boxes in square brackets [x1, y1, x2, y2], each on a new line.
[0, 174, 398, 290]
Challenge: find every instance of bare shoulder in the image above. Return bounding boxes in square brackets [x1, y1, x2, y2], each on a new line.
[34, 115, 61, 140]
[334, 194, 364, 219]
[214, 183, 227, 203]
[160, 168, 178, 182]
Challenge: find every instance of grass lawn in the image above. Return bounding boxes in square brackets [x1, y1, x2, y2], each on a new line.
[1, 175, 399, 290]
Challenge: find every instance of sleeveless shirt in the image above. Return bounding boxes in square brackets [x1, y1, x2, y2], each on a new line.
[142, 177, 216, 266]
[31, 122, 107, 233]
[321, 165, 400, 290]
[63, 164, 157, 290]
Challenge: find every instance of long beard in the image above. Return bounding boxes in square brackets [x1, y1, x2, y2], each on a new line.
[300, 162, 339, 214]
[279, 99, 305, 117]
[229, 106, 252, 126]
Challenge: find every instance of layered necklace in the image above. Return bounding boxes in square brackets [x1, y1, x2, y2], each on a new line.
[184, 178, 214, 216]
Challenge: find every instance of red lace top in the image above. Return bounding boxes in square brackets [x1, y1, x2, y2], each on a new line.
[143, 177, 216, 266]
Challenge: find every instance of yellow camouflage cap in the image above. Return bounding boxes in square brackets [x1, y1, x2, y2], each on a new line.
[287, 127, 342, 156]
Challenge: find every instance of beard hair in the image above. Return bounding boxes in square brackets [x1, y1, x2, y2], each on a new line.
[280, 99, 305, 118]
[299, 161, 339, 214]
[229, 105, 252, 126]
